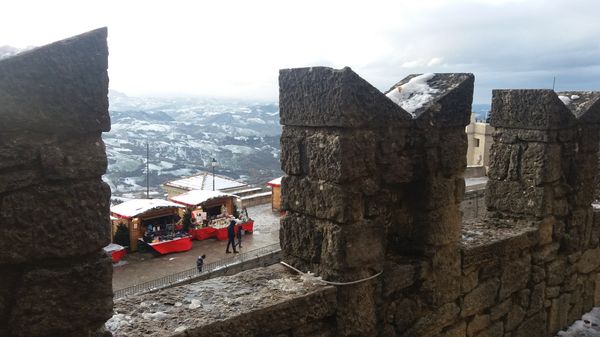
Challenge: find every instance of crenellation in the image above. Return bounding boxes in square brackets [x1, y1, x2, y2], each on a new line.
[0, 28, 112, 337]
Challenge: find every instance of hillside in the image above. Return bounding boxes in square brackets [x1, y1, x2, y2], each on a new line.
[103, 91, 283, 198]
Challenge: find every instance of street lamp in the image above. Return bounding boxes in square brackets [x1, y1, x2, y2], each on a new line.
[210, 158, 218, 191]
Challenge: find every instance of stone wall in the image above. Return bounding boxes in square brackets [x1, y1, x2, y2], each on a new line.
[0, 29, 113, 337]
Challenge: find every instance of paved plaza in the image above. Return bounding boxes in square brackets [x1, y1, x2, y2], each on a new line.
[112, 203, 281, 291]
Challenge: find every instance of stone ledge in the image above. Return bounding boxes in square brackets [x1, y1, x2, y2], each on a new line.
[110, 264, 336, 337]
[461, 219, 537, 268]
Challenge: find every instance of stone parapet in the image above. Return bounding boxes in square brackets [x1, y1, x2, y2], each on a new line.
[0, 28, 112, 337]
[109, 265, 336, 337]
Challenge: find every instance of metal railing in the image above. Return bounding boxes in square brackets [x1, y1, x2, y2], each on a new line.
[114, 243, 281, 299]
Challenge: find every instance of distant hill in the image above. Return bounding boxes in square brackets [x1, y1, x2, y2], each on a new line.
[103, 91, 282, 199]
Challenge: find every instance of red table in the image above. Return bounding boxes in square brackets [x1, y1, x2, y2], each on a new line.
[103, 243, 127, 263]
[241, 220, 254, 233]
[141, 236, 193, 255]
[216, 227, 229, 241]
[111, 249, 127, 263]
[187, 221, 254, 241]
[189, 227, 217, 240]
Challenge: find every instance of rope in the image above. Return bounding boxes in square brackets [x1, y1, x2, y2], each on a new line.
[280, 261, 383, 286]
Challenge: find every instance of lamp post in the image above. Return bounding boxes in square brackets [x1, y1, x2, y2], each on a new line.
[210, 158, 217, 191]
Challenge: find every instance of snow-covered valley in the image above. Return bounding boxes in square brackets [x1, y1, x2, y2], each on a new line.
[103, 91, 282, 198]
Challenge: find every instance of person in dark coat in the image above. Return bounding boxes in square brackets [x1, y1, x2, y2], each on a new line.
[236, 222, 243, 249]
[226, 219, 238, 253]
[196, 254, 206, 272]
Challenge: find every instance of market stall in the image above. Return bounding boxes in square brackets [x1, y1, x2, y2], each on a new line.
[170, 190, 253, 240]
[110, 199, 187, 253]
[267, 177, 282, 211]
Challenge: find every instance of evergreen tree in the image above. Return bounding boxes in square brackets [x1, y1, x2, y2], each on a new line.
[113, 223, 130, 250]
[182, 209, 192, 232]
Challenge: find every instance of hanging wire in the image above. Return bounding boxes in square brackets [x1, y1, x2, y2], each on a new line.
[280, 261, 383, 286]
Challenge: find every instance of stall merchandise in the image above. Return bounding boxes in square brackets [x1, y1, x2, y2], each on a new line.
[138, 233, 192, 255]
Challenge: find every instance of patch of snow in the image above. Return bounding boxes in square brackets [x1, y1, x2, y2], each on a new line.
[142, 311, 169, 320]
[386, 73, 439, 116]
[169, 257, 175, 261]
[105, 313, 133, 332]
[571, 95, 580, 100]
[174, 326, 187, 332]
[247, 117, 266, 124]
[266, 278, 303, 292]
[559, 95, 572, 105]
[189, 299, 202, 309]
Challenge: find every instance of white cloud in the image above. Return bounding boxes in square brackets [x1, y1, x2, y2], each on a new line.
[1, 0, 599, 103]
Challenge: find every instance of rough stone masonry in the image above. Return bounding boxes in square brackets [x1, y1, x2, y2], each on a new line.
[0, 28, 113, 337]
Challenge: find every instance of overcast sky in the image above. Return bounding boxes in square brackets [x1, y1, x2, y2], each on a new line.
[2, 0, 599, 103]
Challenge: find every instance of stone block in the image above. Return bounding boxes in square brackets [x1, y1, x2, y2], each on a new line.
[547, 259, 566, 286]
[279, 66, 411, 128]
[412, 205, 462, 246]
[0, 267, 20, 332]
[336, 281, 378, 336]
[490, 89, 575, 130]
[40, 135, 107, 180]
[489, 298, 511, 321]
[0, 168, 43, 195]
[505, 304, 525, 332]
[595, 273, 600, 306]
[499, 254, 531, 299]
[8, 254, 113, 337]
[382, 262, 416, 297]
[474, 321, 503, 337]
[280, 126, 305, 176]
[462, 278, 500, 317]
[438, 128, 468, 176]
[462, 269, 479, 295]
[398, 73, 474, 127]
[319, 220, 385, 274]
[394, 297, 422, 332]
[485, 179, 548, 218]
[0, 179, 111, 263]
[538, 217, 554, 245]
[280, 213, 323, 266]
[467, 314, 490, 336]
[402, 302, 460, 337]
[281, 175, 363, 223]
[532, 243, 559, 264]
[528, 282, 545, 315]
[576, 248, 600, 273]
[547, 294, 570, 334]
[0, 132, 43, 170]
[487, 142, 518, 182]
[420, 245, 461, 305]
[0, 28, 110, 134]
[412, 176, 463, 211]
[515, 313, 546, 337]
[442, 322, 466, 337]
[305, 129, 377, 183]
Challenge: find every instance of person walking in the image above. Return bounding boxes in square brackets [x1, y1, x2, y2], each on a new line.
[196, 254, 206, 272]
[236, 222, 243, 249]
[226, 219, 238, 253]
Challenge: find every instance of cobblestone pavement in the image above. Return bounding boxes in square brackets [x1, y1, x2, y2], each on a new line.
[558, 308, 600, 337]
[112, 203, 281, 290]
